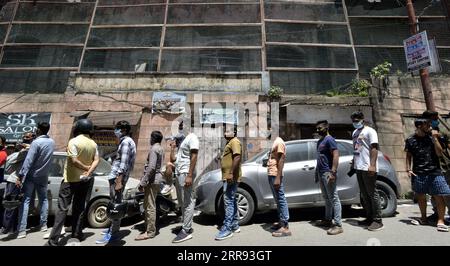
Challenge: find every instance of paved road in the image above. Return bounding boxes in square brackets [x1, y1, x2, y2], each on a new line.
[1, 202, 449, 246]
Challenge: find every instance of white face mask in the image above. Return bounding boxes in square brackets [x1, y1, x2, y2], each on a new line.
[114, 129, 122, 138]
[352, 121, 364, 129]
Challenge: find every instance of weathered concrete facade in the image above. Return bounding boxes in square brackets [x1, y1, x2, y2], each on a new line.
[371, 75, 450, 195]
[0, 73, 271, 179]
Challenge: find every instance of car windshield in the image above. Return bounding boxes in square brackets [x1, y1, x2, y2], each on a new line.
[95, 158, 112, 175]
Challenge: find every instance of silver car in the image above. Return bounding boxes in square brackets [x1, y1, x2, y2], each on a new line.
[0, 152, 141, 228]
[195, 139, 400, 225]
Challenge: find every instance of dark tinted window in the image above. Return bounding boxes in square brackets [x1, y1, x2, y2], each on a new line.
[49, 155, 66, 177]
[285, 142, 309, 163]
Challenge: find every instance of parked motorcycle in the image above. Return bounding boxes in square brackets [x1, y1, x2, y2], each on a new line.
[134, 183, 181, 219]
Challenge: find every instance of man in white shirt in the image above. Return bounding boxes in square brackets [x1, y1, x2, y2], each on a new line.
[351, 111, 383, 231]
[170, 120, 199, 243]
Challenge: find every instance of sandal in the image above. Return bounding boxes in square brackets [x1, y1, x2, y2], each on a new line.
[411, 218, 428, 226]
[272, 228, 292, 237]
[135, 233, 151, 241]
[437, 224, 449, 232]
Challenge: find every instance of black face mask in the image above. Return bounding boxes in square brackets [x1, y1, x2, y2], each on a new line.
[22, 139, 32, 144]
[316, 129, 327, 136]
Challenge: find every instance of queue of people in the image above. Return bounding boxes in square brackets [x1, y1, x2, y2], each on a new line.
[0, 109, 449, 245]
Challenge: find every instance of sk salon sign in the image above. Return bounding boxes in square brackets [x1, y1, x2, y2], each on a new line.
[0, 113, 52, 142]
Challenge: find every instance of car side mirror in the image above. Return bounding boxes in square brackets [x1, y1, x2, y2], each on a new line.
[262, 158, 268, 167]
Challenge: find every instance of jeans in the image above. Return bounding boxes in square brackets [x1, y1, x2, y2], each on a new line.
[175, 173, 196, 232]
[143, 183, 159, 234]
[318, 172, 342, 226]
[48, 180, 91, 244]
[108, 178, 127, 235]
[2, 182, 20, 232]
[356, 170, 382, 222]
[268, 175, 290, 227]
[18, 179, 49, 233]
[222, 181, 239, 231]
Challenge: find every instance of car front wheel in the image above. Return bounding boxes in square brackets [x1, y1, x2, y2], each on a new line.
[376, 180, 397, 217]
[87, 198, 112, 228]
[217, 187, 255, 226]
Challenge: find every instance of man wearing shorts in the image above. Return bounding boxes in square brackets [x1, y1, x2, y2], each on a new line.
[405, 118, 450, 232]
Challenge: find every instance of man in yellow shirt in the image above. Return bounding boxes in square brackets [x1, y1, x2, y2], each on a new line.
[46, 119, 99, 246]
[215, 125, 242, 241]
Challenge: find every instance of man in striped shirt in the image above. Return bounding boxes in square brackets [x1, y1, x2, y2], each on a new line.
[96, 120, 136, 244]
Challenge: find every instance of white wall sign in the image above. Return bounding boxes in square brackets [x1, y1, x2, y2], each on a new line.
[404, 31, 432, 72]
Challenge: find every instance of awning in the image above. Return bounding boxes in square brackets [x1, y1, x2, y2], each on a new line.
[69, 111, 90, 118]
[88, 111, 142, 127]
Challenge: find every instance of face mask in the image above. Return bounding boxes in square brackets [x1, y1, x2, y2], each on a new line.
[431, 120, 440, 129]
[353, 121, 364, 129]
[316, 128, 327, 136]
[22, 139, 32, 144]
[114, 129, 122, 138]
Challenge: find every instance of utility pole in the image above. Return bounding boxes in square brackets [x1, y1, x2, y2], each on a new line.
[442, 0, 450, 28]
[406, 0, 436, 111]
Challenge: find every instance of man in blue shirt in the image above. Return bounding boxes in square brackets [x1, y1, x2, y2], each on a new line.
[314, 120, 343, 235]
[16, 122, 55, 239]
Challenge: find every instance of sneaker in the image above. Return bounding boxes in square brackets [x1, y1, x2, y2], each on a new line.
[0, 227, 8, 235]
[231, 226, 241, 233]
[40, 225, 48, 232]
[427, 213, 438, 223]
[72, 233, 86, 242]
[215, 228, 233, 241]
[17, 231, 26, 239]
[272, 227, 292, 237]
[444, 215, 450, 225]
[270, 222, 282, 231]
[44, 240, 59, 246]
[43, 227, 66, 239]
[101, 228, 110, 236]
[327, 225, 344, 235]
[357, 219, 373, 226]
[315, 220, 333, 228]
[172, 226, 193, 235]
[368, 221, 384, 231]
[172, 229, 193, 243]
[95, 233, 116, 244]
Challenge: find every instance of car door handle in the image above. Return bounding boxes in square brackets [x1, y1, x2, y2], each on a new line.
[301, 166, 316, 171]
